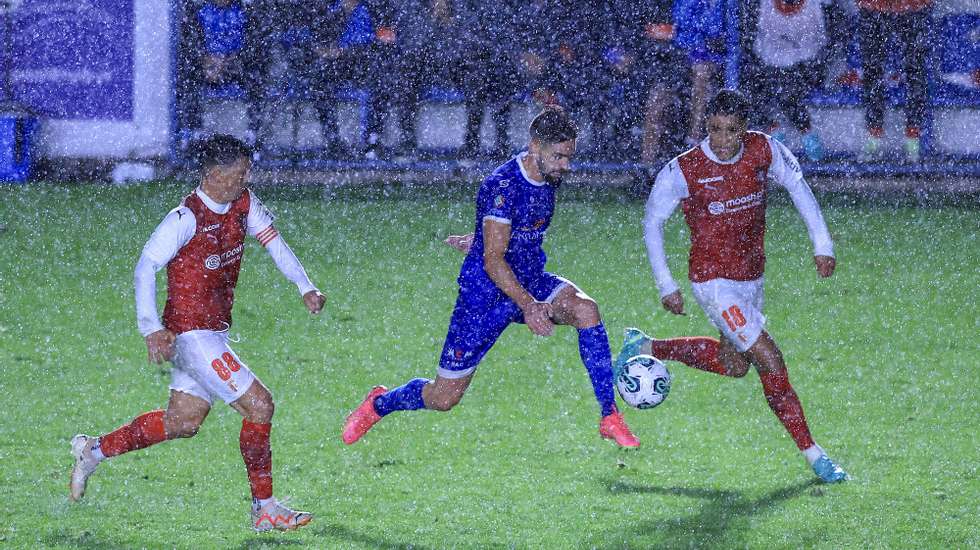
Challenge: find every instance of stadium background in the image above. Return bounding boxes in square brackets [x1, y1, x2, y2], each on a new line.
[1, 0, 978, 182]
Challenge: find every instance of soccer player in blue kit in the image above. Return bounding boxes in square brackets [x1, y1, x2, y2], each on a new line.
[342, 106, 640, 447]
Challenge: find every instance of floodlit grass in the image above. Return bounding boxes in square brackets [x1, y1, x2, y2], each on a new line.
[1, 181, 977, 548]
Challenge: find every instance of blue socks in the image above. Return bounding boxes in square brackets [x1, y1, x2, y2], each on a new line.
[578, 323, 617, 417]
[373, 378, 430, 417]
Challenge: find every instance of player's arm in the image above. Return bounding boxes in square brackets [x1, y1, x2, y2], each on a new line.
[643, 160, 688, 314]
[135, 207, 195, 363]
[767, 138, 836, 277]
[247, 191, 324, 313]
[482, 219, 554, 336]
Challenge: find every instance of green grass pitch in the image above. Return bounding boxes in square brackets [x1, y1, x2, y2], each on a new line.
[0, 181, 977, 548]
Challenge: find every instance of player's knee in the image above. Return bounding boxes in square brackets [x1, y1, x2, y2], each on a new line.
[573, 298, 601, 327]
[727, 362, 750, 378]
[249, 398, 275, 423]
[169, 418, 204, 439]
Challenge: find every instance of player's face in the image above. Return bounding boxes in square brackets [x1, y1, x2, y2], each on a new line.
[203, 156, 251, 203]
[706, 114, 747, 161]
[533, 139, 576, 185]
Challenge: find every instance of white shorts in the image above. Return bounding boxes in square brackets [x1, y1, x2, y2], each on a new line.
[691, 277, 766, 352]
[169, 330, 256, 405]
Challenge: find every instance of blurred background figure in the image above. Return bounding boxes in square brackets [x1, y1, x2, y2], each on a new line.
[673, 0, 726, 147]
[310, 0, 397, 160]
[176, 0, 270, 149]
[740, 0, 849, 162]
[856, 0, 933, 163]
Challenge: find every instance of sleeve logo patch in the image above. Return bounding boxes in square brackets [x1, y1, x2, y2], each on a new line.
[494, 195, 505, 208]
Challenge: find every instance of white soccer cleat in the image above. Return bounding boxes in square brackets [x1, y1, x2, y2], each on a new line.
[251, 497, 313, 532]
[69, 434, 100, 501]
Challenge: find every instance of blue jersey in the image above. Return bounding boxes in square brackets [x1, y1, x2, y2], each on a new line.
[198, 2, 246, 56]
[458, 155, 556, 294]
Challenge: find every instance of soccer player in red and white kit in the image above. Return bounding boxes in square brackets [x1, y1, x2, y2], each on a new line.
[69, 135, 326, 530]
[617, 90, 848, 483]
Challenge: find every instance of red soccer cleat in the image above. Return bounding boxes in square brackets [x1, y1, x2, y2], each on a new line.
[342, 386, 388, 445]
[599, 411, 640, 448]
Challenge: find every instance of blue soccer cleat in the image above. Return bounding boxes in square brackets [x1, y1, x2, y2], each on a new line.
[615, 328, 650, 376]
[812, 454, 849, 483]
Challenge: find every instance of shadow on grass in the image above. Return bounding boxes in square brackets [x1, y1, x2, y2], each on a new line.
[42, 529, 136, 550]
[596, 477, 820, 549]
[299, 522, 434, 550]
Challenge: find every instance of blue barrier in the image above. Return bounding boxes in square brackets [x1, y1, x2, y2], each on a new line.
[0, 106, 38, 183]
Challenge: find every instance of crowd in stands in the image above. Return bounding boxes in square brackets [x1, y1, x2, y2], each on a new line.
[175, 0, 937, 168]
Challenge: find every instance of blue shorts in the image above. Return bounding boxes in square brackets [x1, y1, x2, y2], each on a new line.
[437, 272, 570, 379]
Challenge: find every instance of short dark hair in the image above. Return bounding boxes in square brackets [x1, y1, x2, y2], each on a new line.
[528, 106, 578, 144]
[194, 134, 253, 170]
[706, 89, 750, 123]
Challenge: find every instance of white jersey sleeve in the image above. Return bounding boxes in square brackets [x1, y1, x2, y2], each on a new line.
[766, 137, 834, 258]
[247, 190, 317, 296]
[134, 206, 197, 337]
[643, 159, 689, 298]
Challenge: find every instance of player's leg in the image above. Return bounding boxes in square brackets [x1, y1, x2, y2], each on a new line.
[548, 281, 639, 448]
[745, 332, 848, 482]
[342, 290, 513, 444]
[69, 376, 211, 502]
[229, 379, 311, 531]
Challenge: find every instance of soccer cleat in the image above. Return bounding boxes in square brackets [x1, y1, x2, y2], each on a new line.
[251, 498, 313, 532]
[599, 411, 641, 448]
[614, 328, 650, 376]
[812, 455, 849, 483]
[341, 385, 388, 445]
[69, 434, 100, 501]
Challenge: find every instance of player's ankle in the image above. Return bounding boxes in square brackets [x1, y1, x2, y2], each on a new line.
[802, 443, 824, 466]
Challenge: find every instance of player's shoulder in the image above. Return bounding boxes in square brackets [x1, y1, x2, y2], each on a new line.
[166, 198, 197, 226]
[483, 158, 520, 190]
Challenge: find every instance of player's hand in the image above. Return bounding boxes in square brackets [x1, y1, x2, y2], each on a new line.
[661, 291, 686, 315]
[303, 290, 326, 314]
[444, 233, 474, 254]
[145, 329, 176, 364]
[522, 301, 555, 337]
[815, 255, 836, 278]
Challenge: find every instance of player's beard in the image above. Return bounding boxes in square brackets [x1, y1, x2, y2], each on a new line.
[543, 172, 563, 186]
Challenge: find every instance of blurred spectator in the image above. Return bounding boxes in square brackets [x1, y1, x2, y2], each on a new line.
[392, 0, 485, 159]
[673, 0, 727, 146]
[741, 0, 847, 162]
[547, 1, 607, 138]
[445, 0, 521, 160]
[614, 0, 689, 169]
[176, 0, 270, 148]
[310, 0, 397, 159]
[856, 0, 933, 163]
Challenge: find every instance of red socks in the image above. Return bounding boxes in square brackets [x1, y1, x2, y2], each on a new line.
[240, 420, 273, 500]
[758, 369, 815, 450]
[650, 337, 729, 376]
[99, 410, 168, 457]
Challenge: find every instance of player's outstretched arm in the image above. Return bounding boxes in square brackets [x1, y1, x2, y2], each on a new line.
[145, 329, 176, 364]
[444, 233, 474, 254]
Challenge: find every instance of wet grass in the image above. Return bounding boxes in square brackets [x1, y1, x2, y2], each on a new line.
[1, 180, 977, 548]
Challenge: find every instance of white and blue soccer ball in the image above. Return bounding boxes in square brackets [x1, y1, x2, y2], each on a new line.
[616, 354, 672, 409]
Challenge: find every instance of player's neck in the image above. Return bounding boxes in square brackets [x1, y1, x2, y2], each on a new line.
[518, 153, 546, 186]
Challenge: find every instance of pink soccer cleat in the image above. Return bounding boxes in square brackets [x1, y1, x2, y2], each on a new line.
[599, 411, 641, 448]
[342, 386, 388, 445]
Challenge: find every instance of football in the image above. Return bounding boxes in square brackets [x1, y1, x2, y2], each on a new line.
[616, 354, 672, 409]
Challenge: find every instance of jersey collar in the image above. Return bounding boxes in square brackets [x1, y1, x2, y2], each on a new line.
[700, 138, 744, 165]
[196, 186, 233, 214]
[517, 152, 547, 187]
